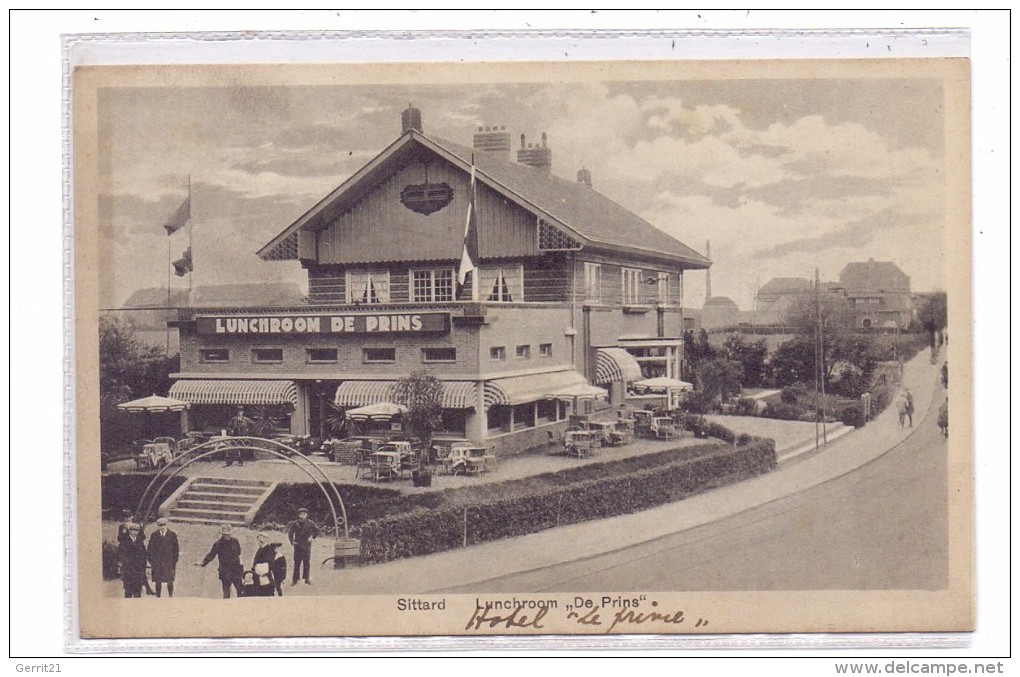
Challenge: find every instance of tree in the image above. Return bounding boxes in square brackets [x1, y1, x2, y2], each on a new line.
[392, 369, 445, 467]
[722, 334, 769, 388]
[783, 292, 855, 339]
[99, 315, 180, 449]
[683, 329, 718, 388]
[916, 291, 948, 347]
[697, 358, 744, 403]
[768, 337, 817, 388]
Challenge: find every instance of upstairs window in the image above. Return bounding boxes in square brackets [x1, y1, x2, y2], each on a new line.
[200, 348, 229, 363]
[347, 271, 390, 304]
[516, 345, 531, 359]
[657, 272, 671, 304]
[479, 266, 523, 302]
[363, 347, 396, 363]
[411, 268, 454, 303]
[306, 348, 338, 363]
[539, 343, 553, 358]
[422, 347, 457, 363]
[584, 263, 602, 302]
[622, 267, 642, 304]
[490, 346, 506, 361]
[252, 348, 283, 363]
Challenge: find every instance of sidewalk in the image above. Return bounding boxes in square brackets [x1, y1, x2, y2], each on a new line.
[283, 349, 942, 596]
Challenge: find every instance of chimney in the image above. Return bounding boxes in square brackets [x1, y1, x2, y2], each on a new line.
[576, 167, 592, 187]
[401, 103, 423, 134]
[516, 132, 552, 174]
[472, 124, 511, 160]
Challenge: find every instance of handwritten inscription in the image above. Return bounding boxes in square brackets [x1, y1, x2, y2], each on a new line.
[460, 595, 709, 634]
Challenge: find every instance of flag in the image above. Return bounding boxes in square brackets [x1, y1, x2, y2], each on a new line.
[163, 194, 191, 235]
[172, 246, 193, 277]
[457, 164, 479, 297]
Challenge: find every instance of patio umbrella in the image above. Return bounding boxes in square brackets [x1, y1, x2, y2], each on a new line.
[345, 402, 409, 422]
[116, 394, 191, 413]
[116, 394, 191, 441]
[633, 377, 693, 409]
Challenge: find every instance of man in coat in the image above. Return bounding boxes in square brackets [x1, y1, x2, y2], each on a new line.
[196, 524, 244, 598]
[287, 508, 319, 586]
[224, 407, 255, 467]
[118, 522, 148, 598]
[117, 511, 155, 595]
[147, 517, 180, 598]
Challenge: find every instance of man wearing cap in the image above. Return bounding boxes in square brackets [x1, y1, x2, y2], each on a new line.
[287, 508, 319, 586]
[147, 517, 180, 598]
[224, 407, 254, 467]
[117, 511, 155, 595]
[196, 524, 244, 598]
[117, 523, 148, 598]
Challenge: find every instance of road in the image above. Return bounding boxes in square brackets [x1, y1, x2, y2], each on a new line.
[439, 401, 948, 593]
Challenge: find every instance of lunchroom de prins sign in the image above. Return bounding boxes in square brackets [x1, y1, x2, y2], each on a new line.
[196, 312, 451, 335]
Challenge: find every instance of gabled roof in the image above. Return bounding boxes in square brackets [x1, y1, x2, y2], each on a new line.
[839, 260, 910, 293]
[756, 277, 812, 300]
[258, 130, 710, 269]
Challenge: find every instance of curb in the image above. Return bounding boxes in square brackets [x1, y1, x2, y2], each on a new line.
[777, 424, 856, 462]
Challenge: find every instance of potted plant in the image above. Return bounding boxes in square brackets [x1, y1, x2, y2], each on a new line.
[392, 369, 445, 488]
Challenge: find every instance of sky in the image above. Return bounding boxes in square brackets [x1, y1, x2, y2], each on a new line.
[97, 75, 948, 310]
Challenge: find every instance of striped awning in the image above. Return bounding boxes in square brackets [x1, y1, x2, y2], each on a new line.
[168, 380, 298, 407]
[485, 370, 592, 407]
[595, 348, 643, 384]
[334, 381, 477, 409]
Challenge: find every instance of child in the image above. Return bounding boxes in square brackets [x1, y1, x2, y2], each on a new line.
[269, 542, 288, 597]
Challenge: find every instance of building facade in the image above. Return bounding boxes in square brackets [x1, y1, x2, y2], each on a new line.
[839, 259, 913, 330]
[168, 107, 710, 456]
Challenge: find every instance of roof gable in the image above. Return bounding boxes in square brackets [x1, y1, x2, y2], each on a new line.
[259, 130, 709, 269]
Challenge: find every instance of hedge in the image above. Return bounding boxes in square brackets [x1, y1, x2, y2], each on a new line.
[357, 439, 776, 565]
[101, 473, 186, 520]
[253, 435, 753, 530]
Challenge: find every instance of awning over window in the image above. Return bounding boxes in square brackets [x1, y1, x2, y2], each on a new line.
[485, 370, 593, 407]
[168, 380, 298, 407]
[334, 381, 477, 409]
[595, 347, 643, 384]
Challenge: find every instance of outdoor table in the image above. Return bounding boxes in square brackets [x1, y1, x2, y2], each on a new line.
[564, 431, 597, 458]
[137, 442, 173, 469]
[444, 446, 493, 476]
[585, 421, 615, 446]
[368, 451, 401, 482]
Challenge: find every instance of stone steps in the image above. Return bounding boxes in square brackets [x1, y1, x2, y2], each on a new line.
[165, 477, 275, 527]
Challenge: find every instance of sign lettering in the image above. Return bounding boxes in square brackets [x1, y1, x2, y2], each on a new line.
[197, 313, 449, 335]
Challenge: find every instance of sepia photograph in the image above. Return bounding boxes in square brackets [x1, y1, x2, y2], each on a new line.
[71, 55, 972, 640]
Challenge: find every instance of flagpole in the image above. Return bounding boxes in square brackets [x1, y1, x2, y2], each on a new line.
[470, 155, 479, 302]
[187, 174, 193, 307]
[166, 227, 172, 356]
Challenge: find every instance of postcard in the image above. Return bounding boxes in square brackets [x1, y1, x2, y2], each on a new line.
[71, 54, 972, 641]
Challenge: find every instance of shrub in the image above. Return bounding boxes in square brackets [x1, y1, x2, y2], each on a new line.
[704, 421, 737, 445]
[733, 397, 757, 417]
[869, 383, 894, 420]
[781, 384, 809, 405]
[762, 402, 803, 421]
[839, 404, 865, 428]
[101, 473, 186, 520]
[736, 433, 752, 446]
[358, 440, 777, 565]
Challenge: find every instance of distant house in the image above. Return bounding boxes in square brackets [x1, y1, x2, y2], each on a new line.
[753, 277, 812, 325]
[701, 296, 742, 329]
[839, 259, 912, 329]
